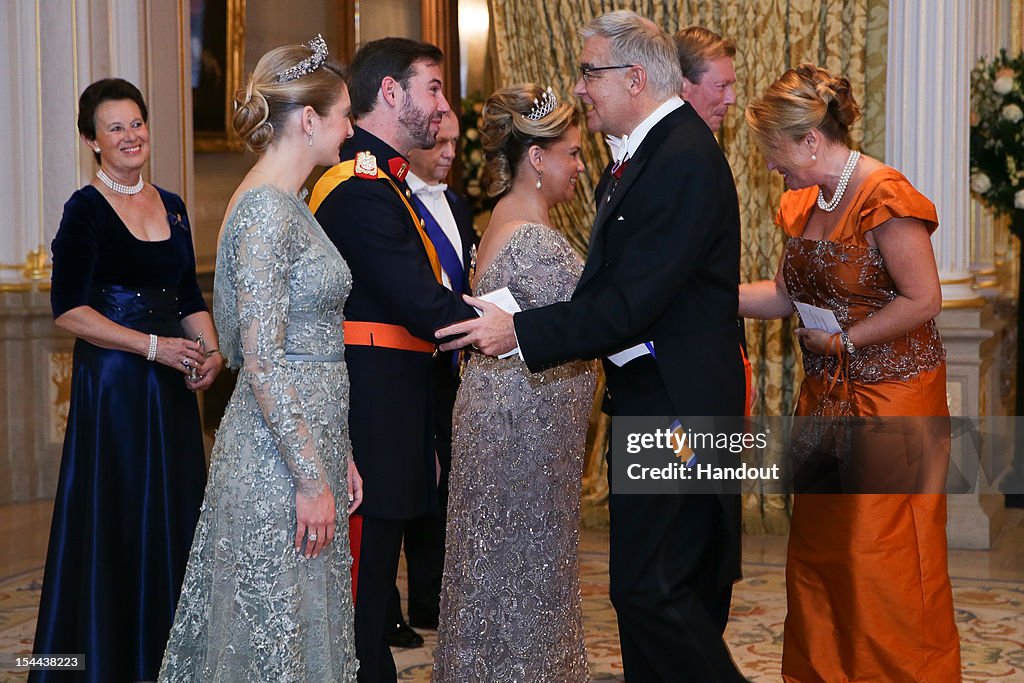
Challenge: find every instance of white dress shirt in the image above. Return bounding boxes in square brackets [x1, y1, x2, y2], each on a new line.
[599, 96, 685, 366]
[604, 96, 686, 163]
[407, 171, 465, 290]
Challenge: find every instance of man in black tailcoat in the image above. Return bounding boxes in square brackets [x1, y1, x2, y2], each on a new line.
[436, 11, 748, 683]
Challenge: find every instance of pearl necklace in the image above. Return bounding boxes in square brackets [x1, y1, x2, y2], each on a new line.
[97, 168, 144, 195]
[816, 149, 860, 212]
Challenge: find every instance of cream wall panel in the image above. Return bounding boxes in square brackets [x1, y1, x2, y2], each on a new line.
[1, 2, 41, 278]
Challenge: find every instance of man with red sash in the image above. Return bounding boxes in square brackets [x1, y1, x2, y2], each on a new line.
[309, 38, 475, 683]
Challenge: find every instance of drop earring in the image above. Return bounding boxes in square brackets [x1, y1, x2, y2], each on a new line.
[307, 130, 314, 147]
[536, 171, 543, 189]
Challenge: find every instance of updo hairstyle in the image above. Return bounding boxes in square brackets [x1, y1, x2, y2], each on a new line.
[745, 63, 861, 154]
[78, 78, 149, 164]
[480, 84, 579, 198]
[233, 43, 346, 154]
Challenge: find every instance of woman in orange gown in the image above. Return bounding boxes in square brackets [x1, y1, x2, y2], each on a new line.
[739, 64, 961, 682]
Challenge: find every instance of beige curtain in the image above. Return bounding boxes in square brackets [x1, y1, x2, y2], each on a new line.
[486, 0, 886, 532]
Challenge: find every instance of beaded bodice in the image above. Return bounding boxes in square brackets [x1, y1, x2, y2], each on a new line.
[778, 167, 945, 384]
[783, 238, 944, 383]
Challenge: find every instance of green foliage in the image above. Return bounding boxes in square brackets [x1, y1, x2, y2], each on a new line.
[460, 93, 494, 215]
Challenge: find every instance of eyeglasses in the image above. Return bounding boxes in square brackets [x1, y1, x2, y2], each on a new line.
[577, 64, 637, 83]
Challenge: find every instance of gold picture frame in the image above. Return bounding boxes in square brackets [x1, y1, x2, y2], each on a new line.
[192, 0, 246, 152]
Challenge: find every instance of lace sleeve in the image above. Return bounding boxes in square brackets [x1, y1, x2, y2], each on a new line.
[233, 190, 327, 497]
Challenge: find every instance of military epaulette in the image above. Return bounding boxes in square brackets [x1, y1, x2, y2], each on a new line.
[353, 151, 378, 179]
[309, 158, 380, 214]
[308, 155, 443, 284]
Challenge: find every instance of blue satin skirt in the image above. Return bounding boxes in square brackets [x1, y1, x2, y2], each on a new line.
[31, 285, 206, 683]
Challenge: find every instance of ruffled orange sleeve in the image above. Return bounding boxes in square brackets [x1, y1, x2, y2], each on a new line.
[857, 169, 939, 237]
[774, 186, 817, 237]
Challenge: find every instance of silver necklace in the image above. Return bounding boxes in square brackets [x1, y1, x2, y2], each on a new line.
[816, 150, 860, 212]
[97, 168, 144, 195]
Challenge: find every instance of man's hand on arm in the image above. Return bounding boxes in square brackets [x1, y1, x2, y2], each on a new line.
[435, 295, 517, 356]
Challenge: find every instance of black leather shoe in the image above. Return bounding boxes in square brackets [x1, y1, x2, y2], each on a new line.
[387, 621, 424, 649]
[408, 614, 439, 630]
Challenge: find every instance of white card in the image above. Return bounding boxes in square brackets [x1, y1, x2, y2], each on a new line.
[793, 302, 843, 333]
[475, 287, 522, 359]
[476, 287, 522, 315]
[607, 342, 653, 367]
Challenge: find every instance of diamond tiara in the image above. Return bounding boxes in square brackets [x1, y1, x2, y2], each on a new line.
[275, 34, 329, 84]
[524, 87, 557, 121]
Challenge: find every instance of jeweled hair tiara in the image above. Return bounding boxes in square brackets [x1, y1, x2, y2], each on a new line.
[525, 87, 557, 121]
[275, 34, 328, 83]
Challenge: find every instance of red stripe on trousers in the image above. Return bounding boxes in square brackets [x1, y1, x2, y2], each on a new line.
[350, 513, 363, 603]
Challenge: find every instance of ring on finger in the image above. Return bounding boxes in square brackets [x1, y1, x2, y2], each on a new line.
[308, 532, 318, 541]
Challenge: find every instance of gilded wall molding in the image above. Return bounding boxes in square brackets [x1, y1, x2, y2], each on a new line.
[193, 0, 247, 152]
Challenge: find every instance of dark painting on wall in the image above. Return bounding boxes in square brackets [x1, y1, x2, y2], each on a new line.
[191, 0, 245, 151]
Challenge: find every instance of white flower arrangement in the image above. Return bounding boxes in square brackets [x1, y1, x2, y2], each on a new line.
[994, 74, 1014, 95]
[971, 172, 992, 194]
[971, 50, 1024, 231]
[1002, 103, 1023, 123]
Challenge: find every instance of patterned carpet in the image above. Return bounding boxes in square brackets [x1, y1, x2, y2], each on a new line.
[1, 549, 1021, 681]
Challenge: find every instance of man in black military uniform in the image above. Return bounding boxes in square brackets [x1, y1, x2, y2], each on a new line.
[309, 38, 475, 683]
[385, 111, 478, 648]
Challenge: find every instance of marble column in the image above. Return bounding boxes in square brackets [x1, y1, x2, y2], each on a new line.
[887, 0, 982, 305]
[0, 0, 193, 503]
[887, 0, 1011, 549]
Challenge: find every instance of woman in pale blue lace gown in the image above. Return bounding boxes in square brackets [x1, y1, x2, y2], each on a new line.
[433, 85, 596, 683]
[160, 37, 361, 682]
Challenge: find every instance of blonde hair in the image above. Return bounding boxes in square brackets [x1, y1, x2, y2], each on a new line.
[233, 43, 346, 154]
[745, 63, 861, 154]
[480, 84, 579, 198]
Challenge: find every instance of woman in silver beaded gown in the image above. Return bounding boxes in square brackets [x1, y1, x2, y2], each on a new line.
[160, 38, 361, 682]
[433, 85, 596, 683]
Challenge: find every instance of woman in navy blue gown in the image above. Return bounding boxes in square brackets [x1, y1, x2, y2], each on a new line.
[30, 78, 223, 683]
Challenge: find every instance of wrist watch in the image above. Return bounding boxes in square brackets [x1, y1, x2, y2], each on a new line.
[839, 331, 856, 355]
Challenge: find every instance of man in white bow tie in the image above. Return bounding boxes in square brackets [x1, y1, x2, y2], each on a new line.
[386, 111, 478, 647]
[435, 10, 748, 682]
[604, 27, 735, 162]
[603, 26, 736, 175]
